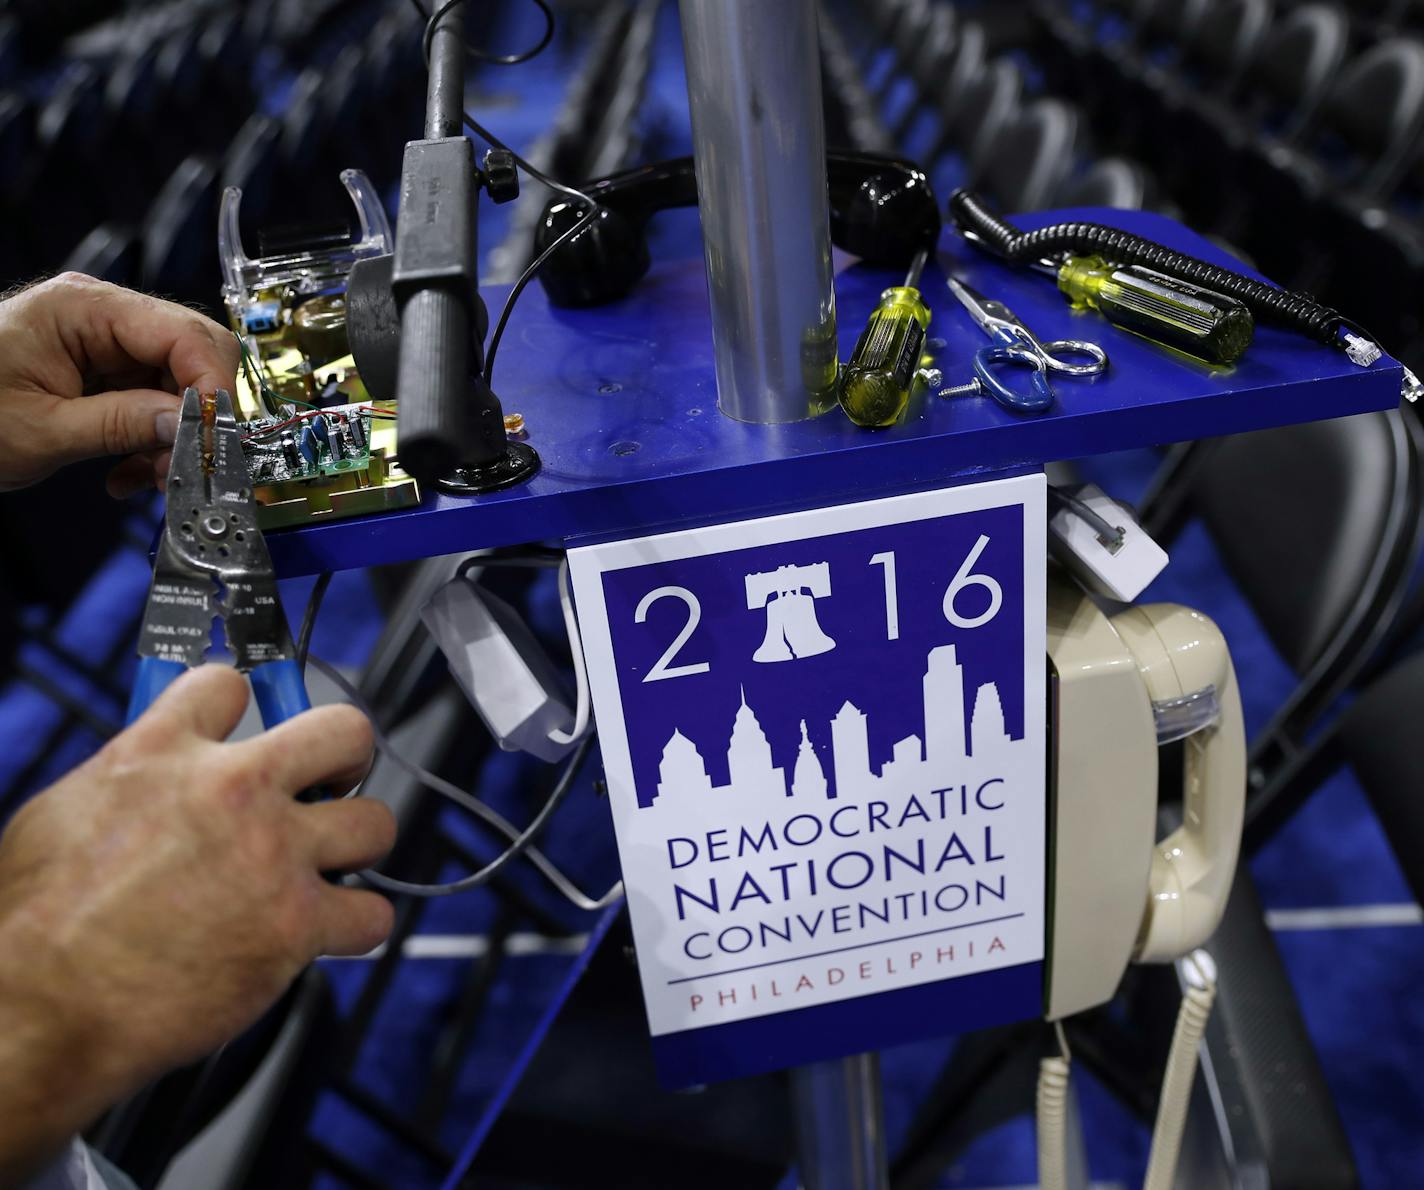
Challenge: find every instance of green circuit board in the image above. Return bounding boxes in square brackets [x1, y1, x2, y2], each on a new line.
[240, 404, 374, 485]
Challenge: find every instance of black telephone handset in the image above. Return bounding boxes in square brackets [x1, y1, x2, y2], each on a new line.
[532, 149, 942, 308]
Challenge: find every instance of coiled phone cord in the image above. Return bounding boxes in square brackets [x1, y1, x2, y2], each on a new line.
[1036, 1020, 1073, 1190]
[1143, 951, 1219, 1190]
[1037, 953, 1217, 1190]
[948, 189, 1366, 352]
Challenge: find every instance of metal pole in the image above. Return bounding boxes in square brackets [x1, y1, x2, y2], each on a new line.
[791, 1053, 889, 1190]
[425, 4, 465, 139]
[678, 0, 838, 424]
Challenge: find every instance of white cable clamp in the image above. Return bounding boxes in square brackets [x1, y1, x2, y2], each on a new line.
[419, 561, 590, 761]
[1048, 484, 1168, 603]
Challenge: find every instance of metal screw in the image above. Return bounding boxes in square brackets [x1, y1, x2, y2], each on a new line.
[919, 367, 943, 388]
[938, 379, 984, 399]
[201, 513, 228, 538]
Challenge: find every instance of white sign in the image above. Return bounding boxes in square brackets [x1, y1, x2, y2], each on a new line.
[570, 475, 1046, 1048]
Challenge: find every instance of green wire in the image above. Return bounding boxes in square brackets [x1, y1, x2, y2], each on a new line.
[233, 331, 322, 414]
[280, 393, 323, 411]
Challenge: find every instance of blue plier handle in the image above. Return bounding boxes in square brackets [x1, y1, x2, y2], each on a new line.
[126, 657, 311, 728]
[127, 388, 312, 733]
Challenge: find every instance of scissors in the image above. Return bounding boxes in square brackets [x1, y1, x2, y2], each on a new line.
[941, 277, 1108, 414]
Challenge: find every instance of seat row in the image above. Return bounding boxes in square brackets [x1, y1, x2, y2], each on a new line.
[0, 0, 423, 302]
[824, 0, 1176, 218]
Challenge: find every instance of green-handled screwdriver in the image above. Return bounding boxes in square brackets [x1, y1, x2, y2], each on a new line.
[1049, 255, 1253, 365]
[840, 246, 933, 427]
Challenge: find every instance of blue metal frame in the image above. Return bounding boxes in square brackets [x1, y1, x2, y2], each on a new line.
[265, 208, 1402, 577]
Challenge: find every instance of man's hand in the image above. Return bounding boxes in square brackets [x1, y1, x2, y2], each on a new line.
[0, 666, 396, 1182]
[0, 273, 239, 497]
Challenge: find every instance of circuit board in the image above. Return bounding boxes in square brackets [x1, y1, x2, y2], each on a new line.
[242, 404, 375, 484]
[220, 170, 419, 531]
[230, 338, 418, 529]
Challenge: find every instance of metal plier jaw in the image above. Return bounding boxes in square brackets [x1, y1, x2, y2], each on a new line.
[127, 387, 311, 729]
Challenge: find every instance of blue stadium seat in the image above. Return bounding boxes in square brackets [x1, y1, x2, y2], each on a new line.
[977, 96, 1082, 211]
[141, 156, 221, 312]
[62, 224, 139, 287]
[221, 114, 285, 231]
[1236, 37, 1424, 287]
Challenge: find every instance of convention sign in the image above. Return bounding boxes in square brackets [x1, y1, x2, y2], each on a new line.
[569, 474, 1047, 1085]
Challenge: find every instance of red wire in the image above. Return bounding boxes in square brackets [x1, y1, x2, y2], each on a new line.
[241, 405, 397, 443]
[241, 409, 323, 441]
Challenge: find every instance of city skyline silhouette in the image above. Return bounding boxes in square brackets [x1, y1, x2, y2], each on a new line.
[649, 643, 1019, 809]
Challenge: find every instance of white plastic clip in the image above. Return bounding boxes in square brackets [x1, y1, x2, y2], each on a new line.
[1048, 484, 1168, 603]
[1402, 367, 1424, 404]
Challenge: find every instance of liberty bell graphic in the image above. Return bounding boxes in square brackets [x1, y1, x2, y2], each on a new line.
[745, 562, 837, 663]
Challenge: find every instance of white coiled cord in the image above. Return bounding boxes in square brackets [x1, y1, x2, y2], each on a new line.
[1037, 1021, 1073, 1190]
[1143, 950, 1219, 1190]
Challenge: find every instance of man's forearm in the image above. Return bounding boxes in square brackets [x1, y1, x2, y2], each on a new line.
[0, 916, 133, 1184]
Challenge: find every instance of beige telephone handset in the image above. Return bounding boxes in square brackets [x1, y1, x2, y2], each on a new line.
[1045, 573, 1245, 1019]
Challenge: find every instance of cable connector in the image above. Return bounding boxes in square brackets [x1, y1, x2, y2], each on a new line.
[1403, 366, 1424, 404]
[1048, 484, 1167, 602]
[1342, 332, 1382, 368]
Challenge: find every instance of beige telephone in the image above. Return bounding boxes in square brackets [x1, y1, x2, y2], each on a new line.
[1044, 571, 1246, 1020]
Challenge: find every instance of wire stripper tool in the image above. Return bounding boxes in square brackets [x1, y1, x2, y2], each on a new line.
[127, 387, 312, 733]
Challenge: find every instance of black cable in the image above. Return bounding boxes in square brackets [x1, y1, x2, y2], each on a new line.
[460, 110, 596, 235]
[14, 658, 121, 740]
[407, 0, 555, 67]
[1048, 486, 1124, 548]
[483, 207, 595, 384]
[948, 189, 1362, 350]
[359, 734, 595, 898]
[405, 0, 598, 386]
[454, 547, 565, 579]
[292, 558, 615, 906]
[310, 656, 618, 909]
[459, 110, 600, 384]
[296, 571, 333, 671]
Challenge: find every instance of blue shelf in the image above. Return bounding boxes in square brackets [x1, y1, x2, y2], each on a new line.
[267, 207, 1401, 577]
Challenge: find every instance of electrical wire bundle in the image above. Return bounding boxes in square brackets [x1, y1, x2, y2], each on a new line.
[239, 406, 397, 444]
[235, 331, 290, 417]
[298, 554, 619, 908]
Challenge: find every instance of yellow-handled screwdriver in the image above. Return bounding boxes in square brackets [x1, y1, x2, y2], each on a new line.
[840, 246, 933, 427]
[1049, 255, 1253, 366]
